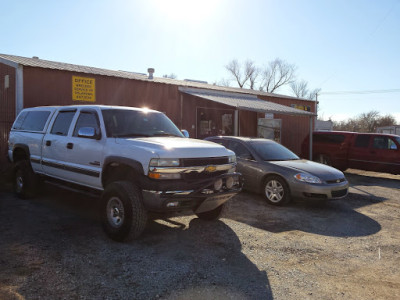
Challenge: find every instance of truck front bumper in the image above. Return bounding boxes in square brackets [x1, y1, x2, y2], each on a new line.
[142, 172, 243, 213]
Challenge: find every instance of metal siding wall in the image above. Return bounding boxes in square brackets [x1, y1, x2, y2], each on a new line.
[23, 67, 182, 123]
[258, 95, 316, 155]
[20, 67, 314, 154]
[0, 63, 16, 165]
[238, 110, 258, 137]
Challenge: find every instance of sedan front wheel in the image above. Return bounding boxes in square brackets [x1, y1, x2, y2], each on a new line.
[263, 176, 291, 206]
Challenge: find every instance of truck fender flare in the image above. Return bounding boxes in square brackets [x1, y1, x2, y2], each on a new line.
[102, 156, 145, 176]
[12, 144, 31, 161]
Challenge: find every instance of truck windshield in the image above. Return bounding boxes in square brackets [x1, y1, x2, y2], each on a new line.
[250, 140, 299, 161]
[102, 109, 184, 138]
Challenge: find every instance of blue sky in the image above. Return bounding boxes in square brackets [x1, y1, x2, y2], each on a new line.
[1, 0, 399, 122]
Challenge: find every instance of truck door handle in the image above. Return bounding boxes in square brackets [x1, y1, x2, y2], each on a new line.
[66, 143, 74, 149]
[45, 140, 51, 146]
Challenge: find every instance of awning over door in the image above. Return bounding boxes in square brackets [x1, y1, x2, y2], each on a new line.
[179, 87, 316, 117]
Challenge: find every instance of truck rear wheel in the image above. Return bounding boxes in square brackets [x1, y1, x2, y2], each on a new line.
[101, 181, 148, 242]
[13, 160, 39, 199]
[195, 204, 225, 220]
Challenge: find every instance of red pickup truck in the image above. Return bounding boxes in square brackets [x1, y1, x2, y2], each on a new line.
[301, 131, 400, 174]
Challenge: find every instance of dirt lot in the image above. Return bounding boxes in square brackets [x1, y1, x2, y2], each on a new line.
[0, 169, 399, 300]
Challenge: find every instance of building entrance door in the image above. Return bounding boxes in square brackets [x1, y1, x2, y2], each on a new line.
[196, 107, 234, 139]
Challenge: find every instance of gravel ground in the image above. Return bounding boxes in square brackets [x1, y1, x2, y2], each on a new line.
[0, 169, 399, 299]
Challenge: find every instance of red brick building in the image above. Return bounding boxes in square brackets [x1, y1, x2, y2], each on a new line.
[0, 54, 316, 164]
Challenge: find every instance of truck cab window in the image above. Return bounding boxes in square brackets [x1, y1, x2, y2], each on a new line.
[354, 135, 370, 148]
[373, 136, 398, 150]
[73, 112, 100, 137]
[50, 111, 76, 136]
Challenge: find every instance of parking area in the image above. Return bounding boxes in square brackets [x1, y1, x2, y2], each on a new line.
[1, 169, 399, 299]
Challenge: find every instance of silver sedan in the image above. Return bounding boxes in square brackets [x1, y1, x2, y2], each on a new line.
[206, 136, 349, 206]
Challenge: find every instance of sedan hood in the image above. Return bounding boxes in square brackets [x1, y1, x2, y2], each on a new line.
[270, 159, 345, 181]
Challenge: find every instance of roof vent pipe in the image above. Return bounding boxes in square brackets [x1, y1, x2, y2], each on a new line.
[32, 56, 39, 59]
[147, 68, 155, 80]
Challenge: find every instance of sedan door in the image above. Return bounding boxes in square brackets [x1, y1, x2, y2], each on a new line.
[227, 140, 263, 192]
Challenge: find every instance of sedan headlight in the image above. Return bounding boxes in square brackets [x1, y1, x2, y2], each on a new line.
[149, 158, 180, 167]
[294, 173, 322, 184]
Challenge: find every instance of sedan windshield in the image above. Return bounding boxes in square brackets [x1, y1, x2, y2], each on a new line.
[102, 109, 184, 138]
[250, 140, 299, 161]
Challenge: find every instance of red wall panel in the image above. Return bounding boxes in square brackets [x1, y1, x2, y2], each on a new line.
[0, 63, 16, 165]
[13, 67, 314, 157]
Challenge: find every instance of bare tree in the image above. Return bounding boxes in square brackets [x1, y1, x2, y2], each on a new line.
[225, 59, 259, 89]
[308, 88, 321, 101]
[290, 80, 309, 98]
[259, 58, 297, 93]
[377, 114, 397, 127]
[290, 80, 320, 100]
[358, 111, 380, 133]
[333, 111, 396, 133]
[215, 78, 231, 87]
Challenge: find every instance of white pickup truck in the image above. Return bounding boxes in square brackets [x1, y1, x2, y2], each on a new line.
[8, 105, 242, 241]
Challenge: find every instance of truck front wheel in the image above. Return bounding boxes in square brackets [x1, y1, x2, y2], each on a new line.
[101, 181, 148, 242]
[195, 204, 225, 220]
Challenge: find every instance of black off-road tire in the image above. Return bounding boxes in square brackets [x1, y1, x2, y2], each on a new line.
[101, 181, 148, 242]
[13, 160, 39, 199]
[263, 175, 291, 206]
[195, 204, 225, 220]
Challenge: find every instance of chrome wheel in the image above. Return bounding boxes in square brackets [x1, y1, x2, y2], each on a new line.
[106, 197, 125, 228]
[265, 180, 284, 203]
[15, 175, 24, 194]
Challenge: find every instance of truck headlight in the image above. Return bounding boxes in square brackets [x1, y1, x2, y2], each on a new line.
[148, 172, 181, 180]
[149, 158, 180, 167]
[148, 158, 181, 180]
[294, 173, 322, 184]
[228, 155, 237, 164]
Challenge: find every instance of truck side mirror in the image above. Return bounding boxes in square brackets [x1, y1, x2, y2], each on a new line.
[181, 129, 189, 138]
[78, 127, 101, 140]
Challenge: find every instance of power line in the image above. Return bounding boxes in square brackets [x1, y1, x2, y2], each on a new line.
[321, 89, 400, 95]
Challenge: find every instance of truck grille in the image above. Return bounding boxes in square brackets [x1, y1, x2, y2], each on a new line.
[181, 157, 229, 167]
[183, 170, 226, 180]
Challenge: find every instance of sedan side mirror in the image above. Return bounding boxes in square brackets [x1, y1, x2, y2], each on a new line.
[181, 129, 189, 138]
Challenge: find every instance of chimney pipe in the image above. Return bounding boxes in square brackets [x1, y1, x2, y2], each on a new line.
[147, 68, 155, 80]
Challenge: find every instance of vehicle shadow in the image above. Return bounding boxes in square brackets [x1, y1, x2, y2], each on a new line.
[344, 171, 400, 190]
[142, 218, 273, 299]
[0, 186, 273, 300]
[225, 191, 382, 238]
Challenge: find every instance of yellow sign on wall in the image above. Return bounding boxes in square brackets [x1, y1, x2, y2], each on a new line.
[72, 76, 96, 102]
[291, 104, 311, 112]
